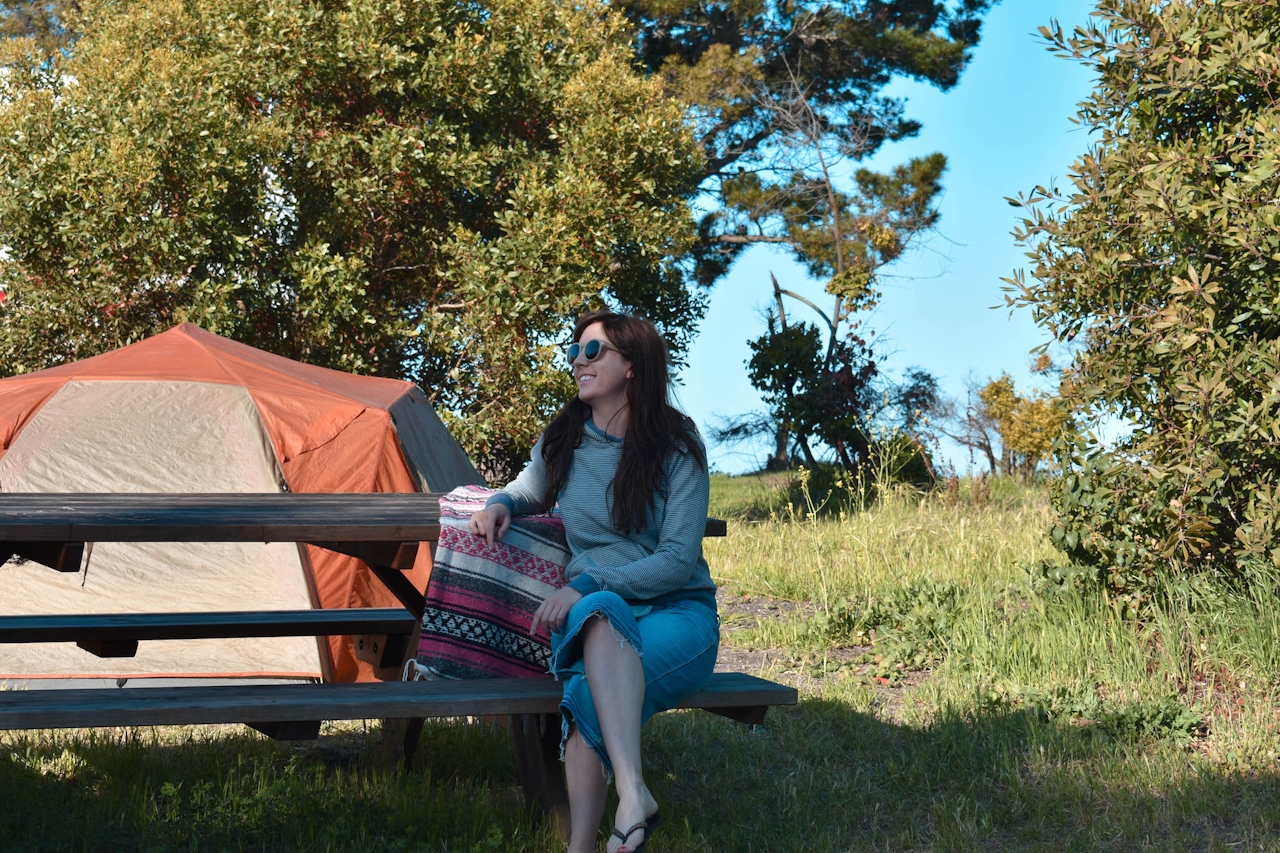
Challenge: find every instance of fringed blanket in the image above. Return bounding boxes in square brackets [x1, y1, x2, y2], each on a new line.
[415, 486, 568, 679]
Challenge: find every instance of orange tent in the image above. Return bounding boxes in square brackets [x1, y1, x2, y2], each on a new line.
[0, 323, 482, 685]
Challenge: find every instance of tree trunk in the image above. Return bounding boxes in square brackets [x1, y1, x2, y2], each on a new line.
[768, 418, 791, 471]
[796, 434, 820, 470]
[834, 438, 854, 472]
[982, 442, 998, 477]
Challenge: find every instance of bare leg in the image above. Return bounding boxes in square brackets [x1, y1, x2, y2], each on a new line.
[579, 616, 658, 853]
[565, 727, 608, 853]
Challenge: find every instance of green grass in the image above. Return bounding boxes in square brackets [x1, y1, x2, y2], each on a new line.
[707, 470, 794, 519]
[4, 475, 1280, 850]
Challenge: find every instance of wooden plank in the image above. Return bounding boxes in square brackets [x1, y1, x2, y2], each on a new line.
[677, 671, 798, 711]
[0, 673, 796, 730]
[0, 493, 442, 543]
[703, 705, 768, 725]
[402, 717, 426, 767]
[0, 608, 416, 644]
[0, 680, 563, 729]
[352, 632, 411, 669]
[0, 496, 721, 545]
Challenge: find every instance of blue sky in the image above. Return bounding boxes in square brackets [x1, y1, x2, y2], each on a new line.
[674, 0, 1101, 474]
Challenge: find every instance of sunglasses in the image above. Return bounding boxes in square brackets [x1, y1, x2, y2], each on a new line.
[564, 338, 622, 365]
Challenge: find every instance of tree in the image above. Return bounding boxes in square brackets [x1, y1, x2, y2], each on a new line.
[1006, 0, 1280, 599]
[0, 1, 77, 54]
[976, 374, 1066, 479]
[720, 279, 943, 479]
[622, 0, 996, 283]
[3, 1, 998, 472]
[937, 377, 998, 475]
[0, 0, 703, 481]
[740, 292, 879, 472]
[6, 1, 997, 288]
[650, 1, 985, 476]
[939, 368, 1067, 479]
[742, 286, 825, 469]
[704, 58, 947, 470]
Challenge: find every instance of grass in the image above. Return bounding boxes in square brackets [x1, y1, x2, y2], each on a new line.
[708, 470, 794, 520]
[4, 474, 1280, 850]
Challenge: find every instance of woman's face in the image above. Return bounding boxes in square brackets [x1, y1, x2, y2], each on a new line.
[572, 321, 632, 408]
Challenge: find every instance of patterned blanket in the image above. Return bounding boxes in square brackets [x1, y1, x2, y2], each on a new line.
[415, 486, 568, 679]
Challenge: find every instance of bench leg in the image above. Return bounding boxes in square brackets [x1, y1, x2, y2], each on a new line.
[705, 705, 769, 725]
[77, 639, 139, 658]
[402, 717, 425, 770]
[7, 541, 85, 573]
[248, 720, 322, 740]
[510, 713, 570, 841]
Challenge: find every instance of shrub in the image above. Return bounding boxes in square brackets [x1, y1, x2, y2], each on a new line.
[1006, 0, 1280, 604]
[815, 578, 961, 681]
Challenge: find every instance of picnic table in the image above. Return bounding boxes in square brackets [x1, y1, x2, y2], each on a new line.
[0, 492, 795, 834]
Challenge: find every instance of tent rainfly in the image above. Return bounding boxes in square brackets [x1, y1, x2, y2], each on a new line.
[0, 323, 483, 686]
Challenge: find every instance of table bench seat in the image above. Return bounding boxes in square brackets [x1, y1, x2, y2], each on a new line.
[0, 671, 796, 829]
[0, 608, 417, 658]
[0, 671, 794, 732]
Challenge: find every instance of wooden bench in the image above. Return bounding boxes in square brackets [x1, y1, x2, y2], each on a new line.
[0, 493, 797, 834]
[0, 608, 417, 659]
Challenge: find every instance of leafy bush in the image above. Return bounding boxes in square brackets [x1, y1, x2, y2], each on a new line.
[815, 578, 961, 681]
[983, 684, 1204, 746]
[1006, 1, 1280, 602]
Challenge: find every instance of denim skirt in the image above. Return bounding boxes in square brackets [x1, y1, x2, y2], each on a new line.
[548, 590, 720, 778]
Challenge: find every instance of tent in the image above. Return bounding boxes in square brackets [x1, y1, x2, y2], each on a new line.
[0, 323, 483, 686]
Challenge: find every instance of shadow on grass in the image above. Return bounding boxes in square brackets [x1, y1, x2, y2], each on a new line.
[3, 699, 1280, 852]
[645, 695, 1280, 852]
[0, 720, 550, 852]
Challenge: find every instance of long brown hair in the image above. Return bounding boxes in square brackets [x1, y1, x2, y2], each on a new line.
[540, 310, 706, 533]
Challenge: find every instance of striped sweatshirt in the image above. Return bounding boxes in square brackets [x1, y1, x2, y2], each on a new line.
[486, 419, 716, 610]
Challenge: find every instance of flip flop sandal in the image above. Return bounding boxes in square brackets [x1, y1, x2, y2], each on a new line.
[611, 812, 661, 853]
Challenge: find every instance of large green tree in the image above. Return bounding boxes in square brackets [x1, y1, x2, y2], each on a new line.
[623, 0, 995, 283]
[0, 0, 702, 480]
[1007, 0, 1280, 602]
[1, 0, 997, 482]
[5, 1, 1000, 286]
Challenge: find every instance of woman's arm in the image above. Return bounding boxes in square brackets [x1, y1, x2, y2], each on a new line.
[471, 435, 554, 545]
[567, 448, 709, 600]
[485, 434, 554, 517]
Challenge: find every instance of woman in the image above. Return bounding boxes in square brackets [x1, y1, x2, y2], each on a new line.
[469, 310, 718, 853]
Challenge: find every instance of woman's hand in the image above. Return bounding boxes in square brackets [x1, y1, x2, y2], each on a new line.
[530, 586, 583, 637]
[468, 503, 511, 547]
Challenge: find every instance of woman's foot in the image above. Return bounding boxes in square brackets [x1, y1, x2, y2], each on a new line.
[606, 786, 659, 853]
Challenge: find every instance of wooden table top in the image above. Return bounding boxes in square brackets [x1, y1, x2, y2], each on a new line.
[0, 493, 443, 542]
